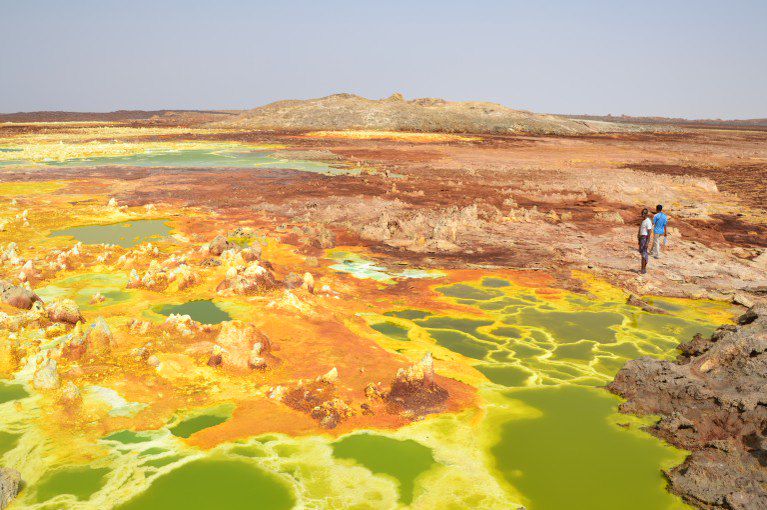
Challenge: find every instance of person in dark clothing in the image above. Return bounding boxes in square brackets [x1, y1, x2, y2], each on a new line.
[638, 208, 652, 274]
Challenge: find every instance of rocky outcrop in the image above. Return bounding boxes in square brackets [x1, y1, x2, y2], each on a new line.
[310, 398, 353, 429]
[284, 272, 303, 290]
[60, 381, 81, 402]
[211, 321, 272, 370]
[127, 255, 199, 291]
[33, 357, 60, 390]
[216, 262, 278, 295]
[161, 314, 204, 337]
[0, 281, 41, 310]
[281, 368, 353, 429]
[208, 235, 236, 256]
[46, 299, 84, 324]
[85, 317, 113, 354]
[386, 353, 448, 416]
[608, 305, 767, 510]
[356, 203, 505, 255]
[240, 245, 261, 262]
[0, 467, 22, 510]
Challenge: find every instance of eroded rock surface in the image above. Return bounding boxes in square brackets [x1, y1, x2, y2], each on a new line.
[0, 280, 41, 310]
[608, 305, 767, 509]
[385, 353, 449, 416]
[46, 298, 84, 325]
[0, 467, 22, 510]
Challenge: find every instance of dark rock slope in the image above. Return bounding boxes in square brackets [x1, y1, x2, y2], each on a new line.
[608, 305, 767, 510]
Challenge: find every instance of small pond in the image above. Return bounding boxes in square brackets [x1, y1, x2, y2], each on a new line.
[333, 433, 435, 505]
[115, 459, 294, 510]
[50, 219, 171, 248]
[153, 300, 231, 325]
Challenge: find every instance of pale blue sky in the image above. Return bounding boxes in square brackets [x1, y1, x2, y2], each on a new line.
[1, 0, 765, 118]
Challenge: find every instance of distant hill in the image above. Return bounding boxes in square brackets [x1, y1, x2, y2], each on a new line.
[211, 93, 643, 135]
[568, 114, 767, 131]
[0, 110, 238, 124]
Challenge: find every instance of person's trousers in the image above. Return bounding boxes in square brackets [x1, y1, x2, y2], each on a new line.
[639, 235, 649, 261]
[651, 235, 663, 258]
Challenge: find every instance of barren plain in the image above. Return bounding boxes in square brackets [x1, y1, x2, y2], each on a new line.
[0, 97, 765, 509]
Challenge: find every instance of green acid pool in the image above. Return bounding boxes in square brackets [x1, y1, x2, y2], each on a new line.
[115, 459, 294, 510]
[1, 273, 736, 510]
[0, 382, 28, 404]
[35, 273, 131, 310]
[491, 385, 688, 510]
[34, 466, 111, 503]
[169, 404, 235, 439]
[50, 219, 171, 248]
[361, 275, 735, 508]
[153, 300, 231, 325]
[333, 434, 435, 504]
[0, 146, 349, 175]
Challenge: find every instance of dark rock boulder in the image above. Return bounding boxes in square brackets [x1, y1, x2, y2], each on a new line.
[608, 305, 767, 509]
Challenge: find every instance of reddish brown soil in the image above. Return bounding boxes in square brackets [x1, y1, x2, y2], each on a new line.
[624, 163, 767, 212]
[2, 121, 766, 299]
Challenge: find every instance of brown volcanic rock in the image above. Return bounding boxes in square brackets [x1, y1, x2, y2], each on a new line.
[386, 353, 448, 416]
[0, 281, 41, 310]
[212, 93, 637, 135]
[282, 370, 353, 429]
[608, 305, 767, 509]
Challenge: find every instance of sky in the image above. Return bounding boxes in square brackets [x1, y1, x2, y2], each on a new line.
[1, 0, 765, 118]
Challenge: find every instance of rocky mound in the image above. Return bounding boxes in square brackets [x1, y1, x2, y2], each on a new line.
[212, 93, 638, 135]
[608, 305, 767, 510]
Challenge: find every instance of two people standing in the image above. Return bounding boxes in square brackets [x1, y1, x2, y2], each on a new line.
[637, 205, 668, 274]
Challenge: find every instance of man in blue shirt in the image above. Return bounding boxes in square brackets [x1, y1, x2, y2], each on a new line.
[651, 204, 668, 258]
